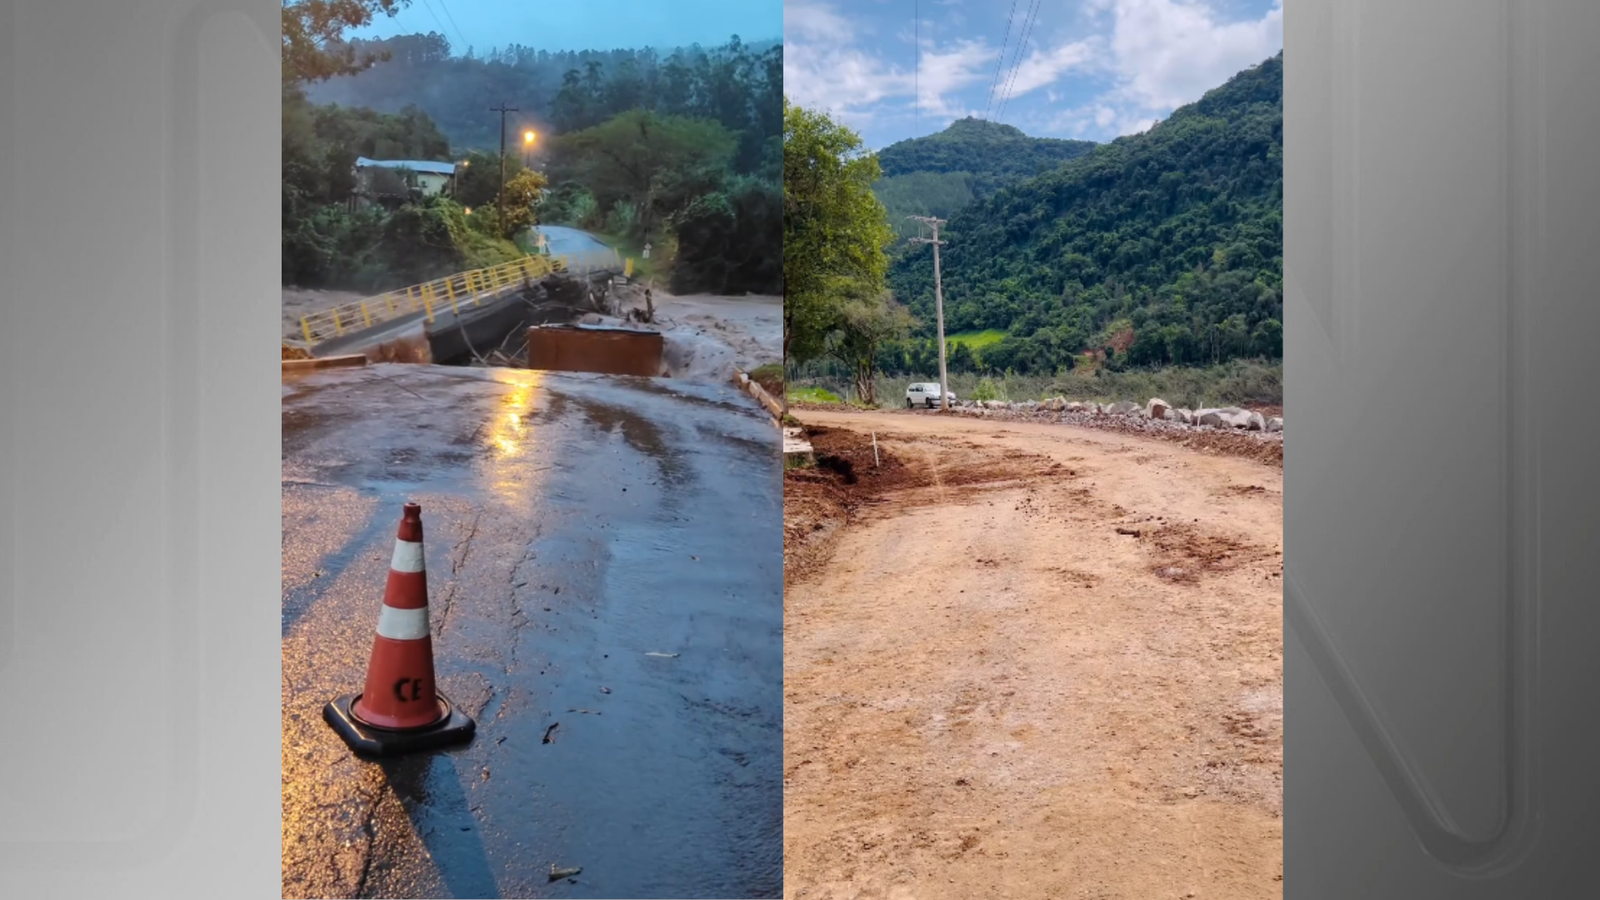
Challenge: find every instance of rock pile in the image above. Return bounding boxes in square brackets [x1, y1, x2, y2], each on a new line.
[941, 396, 1284, 440]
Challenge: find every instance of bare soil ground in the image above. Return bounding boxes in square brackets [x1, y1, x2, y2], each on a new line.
[784, 409, 1283, 900]
[788, 403, 1284, 470]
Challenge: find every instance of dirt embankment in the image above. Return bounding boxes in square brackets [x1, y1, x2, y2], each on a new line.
[783, 410, 1283, 899]
[788, 401, 1284, 469]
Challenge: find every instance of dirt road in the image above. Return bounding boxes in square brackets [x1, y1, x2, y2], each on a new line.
[784, 409, 1283, 900]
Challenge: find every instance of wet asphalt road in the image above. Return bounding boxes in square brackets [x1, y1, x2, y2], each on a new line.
[282, 364, 781, 899]
[534, 226, 617, 271]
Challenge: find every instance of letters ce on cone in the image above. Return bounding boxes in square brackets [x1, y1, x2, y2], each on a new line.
[323, 502, 476, 758]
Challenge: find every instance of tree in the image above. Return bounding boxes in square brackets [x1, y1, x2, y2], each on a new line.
[456, 149, 526, 209]
[282, 1, 410, 87]
[552, 110, 738, 240]
[498, 169, 549, 239]
[827, 295, 915, 405]
[782, 98, 894, 369]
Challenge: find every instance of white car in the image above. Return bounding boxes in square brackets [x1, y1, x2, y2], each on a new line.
[905, 382, 957, 409]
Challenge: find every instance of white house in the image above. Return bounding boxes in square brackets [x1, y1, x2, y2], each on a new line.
[353, 157, 459, 201]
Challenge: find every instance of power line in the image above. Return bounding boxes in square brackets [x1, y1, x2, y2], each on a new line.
[914, 0, 919, 137]
[981, 0, 1021, 124]
[995, 0, 1040, 123]
[433, 0, 471, 54]
[996, 0, 1044, 124]
[907, 216, 951, 412]
[415, 0, 451, 44]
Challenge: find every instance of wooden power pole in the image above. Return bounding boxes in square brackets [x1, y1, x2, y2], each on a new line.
[489, 101, 520, 235]
[908, 216, 950, 411]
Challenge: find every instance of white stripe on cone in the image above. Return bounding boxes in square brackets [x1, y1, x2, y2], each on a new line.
[376, 605, 430, 641]
[391, 539, 425, 573]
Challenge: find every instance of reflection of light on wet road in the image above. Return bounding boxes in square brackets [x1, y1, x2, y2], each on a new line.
[484, 371, 547, 505]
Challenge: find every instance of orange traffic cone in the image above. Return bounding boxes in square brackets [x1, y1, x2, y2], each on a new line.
[324, 502, 475, 757]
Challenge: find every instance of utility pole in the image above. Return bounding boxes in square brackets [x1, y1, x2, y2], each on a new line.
[908, 216, 950, 411]
[489, 101, 520, 236]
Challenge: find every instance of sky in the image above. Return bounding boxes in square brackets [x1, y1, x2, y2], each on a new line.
[784, 0, 1283, 150]
[350, 0, 782, 55]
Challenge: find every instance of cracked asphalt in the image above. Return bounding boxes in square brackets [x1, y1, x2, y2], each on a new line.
[282, 364, 781, 899]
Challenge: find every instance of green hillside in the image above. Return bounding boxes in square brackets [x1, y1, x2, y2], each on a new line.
[870, 118, 1096, 242]
[886, 53, 1284, 375]
[876, 117, 1096, 194]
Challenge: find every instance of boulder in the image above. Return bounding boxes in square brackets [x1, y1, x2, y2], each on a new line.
[1109, 400, 1140, 416]
[1216, 407, 1256, 429]
[1146, 398, 1170, 420]
[1267, 416, 1283, 433]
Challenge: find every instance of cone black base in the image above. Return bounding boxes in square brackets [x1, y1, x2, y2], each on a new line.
[323, 692, 476, 758]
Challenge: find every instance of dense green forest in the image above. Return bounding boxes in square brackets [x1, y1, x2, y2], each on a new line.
[282, 1, 780, 297]
[870, 118, 1096, 243]
[876, 117, 1095, 192]
[879, 53, 1284, 377]
[307, 33, 781, 163]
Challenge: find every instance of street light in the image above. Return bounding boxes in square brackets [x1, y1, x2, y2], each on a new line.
[523, 130, 536, 168]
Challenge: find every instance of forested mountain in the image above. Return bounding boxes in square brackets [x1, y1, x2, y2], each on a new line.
[870, 118, 1096, 242]
[306, 34, 781, 160]
[877, 118, 1096, 193]
[885, 53, 1283, 374]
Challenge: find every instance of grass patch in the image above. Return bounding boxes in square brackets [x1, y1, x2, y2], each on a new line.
[946, 329, 1008, 350]
[749, 362, 784, 397]
[789, 386, 843, 405]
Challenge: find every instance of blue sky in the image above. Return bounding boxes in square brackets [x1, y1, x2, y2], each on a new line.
[785, 0, 1282, 150]
[351, 0, 782, 55]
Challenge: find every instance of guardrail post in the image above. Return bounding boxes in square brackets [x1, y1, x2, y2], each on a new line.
[361, 301, 372, 328]
[301, 318, 314, 345]
[332, 309, 344, 336]
[424, 295, 434, 322]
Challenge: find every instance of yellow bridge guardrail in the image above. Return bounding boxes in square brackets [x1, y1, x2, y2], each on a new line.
[298, 254, 572, 348]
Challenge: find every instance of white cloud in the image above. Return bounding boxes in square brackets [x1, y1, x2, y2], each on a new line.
[786, 0, 1283, 141]
[1021, 0, 1280, 138]
[783, 0, 994, 124]
[1002, 36, 1102, 99]
[914, 40, 996, 117]
[1095, 0, 1283, 113]
[783, 1, 855, 43]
